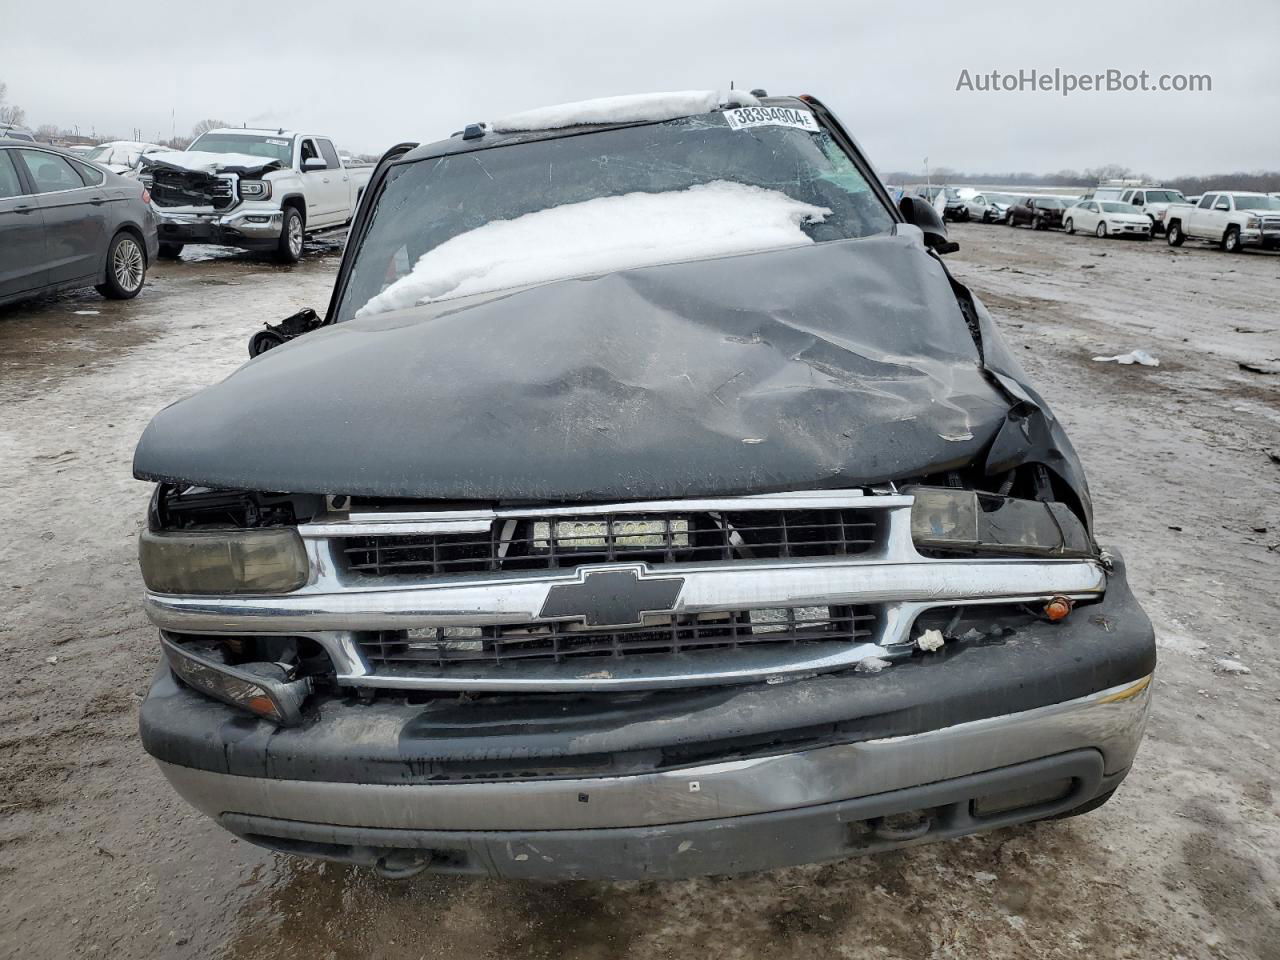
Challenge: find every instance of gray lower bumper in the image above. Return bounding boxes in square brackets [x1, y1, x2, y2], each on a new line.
[220, 752, 1127, 879]
[154, 675, 1150, 878]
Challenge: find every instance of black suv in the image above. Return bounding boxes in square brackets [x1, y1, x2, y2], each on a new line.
[134, 92, 1153, 881]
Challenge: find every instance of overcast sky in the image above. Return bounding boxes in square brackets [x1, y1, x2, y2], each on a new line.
[4, 0, 1277, 177]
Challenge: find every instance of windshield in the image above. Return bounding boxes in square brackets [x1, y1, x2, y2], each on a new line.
[1100, 202, 1132, 213]
[1143, 190, 1183, 203]
[188, 133, 292, 164]
[84, 145, 112, 161]
[337, 112, 895, 321]
[1233, 195, 1280, 211]
[986, 193, 1015, 204]
[1036, 198, 1065, 209]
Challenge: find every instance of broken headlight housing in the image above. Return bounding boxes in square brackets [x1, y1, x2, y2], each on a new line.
[161, 634, 310, 725]
[908, 486, 1093, 557]
[139, 528, 309, 594]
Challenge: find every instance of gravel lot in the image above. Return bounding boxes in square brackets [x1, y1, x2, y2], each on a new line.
[2, 224, 1277, 960]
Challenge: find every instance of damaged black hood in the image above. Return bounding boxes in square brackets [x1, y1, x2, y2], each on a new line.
[133, 232, 1090, 517]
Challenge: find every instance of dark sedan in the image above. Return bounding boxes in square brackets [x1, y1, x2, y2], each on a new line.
[1006, 196, 1067, 230]
[0, 138, 159, 308]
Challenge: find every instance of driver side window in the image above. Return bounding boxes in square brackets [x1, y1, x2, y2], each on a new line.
[17, 150, 85, 193]
[300, 138, 320, 167]
[1198, 195, 1215, 209]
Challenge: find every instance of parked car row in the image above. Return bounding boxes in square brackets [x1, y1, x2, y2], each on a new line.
[954, 181, 1279, 252]
[0, 127, 377, 310]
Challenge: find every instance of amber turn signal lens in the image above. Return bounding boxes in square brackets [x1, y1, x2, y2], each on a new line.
[1044, 595, 1074, 622]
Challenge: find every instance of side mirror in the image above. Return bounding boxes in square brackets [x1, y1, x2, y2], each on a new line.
[249, 307, 323, 358]
[899, 195, 959, 254]
[301, 157, 326, 172]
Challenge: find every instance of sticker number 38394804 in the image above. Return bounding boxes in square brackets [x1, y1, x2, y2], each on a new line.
[722, 106, 820, 132]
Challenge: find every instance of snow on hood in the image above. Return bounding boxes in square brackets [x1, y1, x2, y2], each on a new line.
[489, 89, 758, 133]
[356, 181, 827, 317]
[141, 150, 283, 175]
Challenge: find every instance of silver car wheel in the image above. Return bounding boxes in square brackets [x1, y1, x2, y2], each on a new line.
[288, 215, 304, 258]
[113, 237, 144, 291]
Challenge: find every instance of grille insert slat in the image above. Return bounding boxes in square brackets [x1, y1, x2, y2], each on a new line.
[359, 606, 878, 668]
[342, 510, 878, 578]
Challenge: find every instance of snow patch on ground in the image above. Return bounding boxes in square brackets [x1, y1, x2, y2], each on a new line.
[490, 90, 723, 132]
[143, 151, 279, 174]
[1214, 658, 1251, 675]
[356, 181, 829, 316]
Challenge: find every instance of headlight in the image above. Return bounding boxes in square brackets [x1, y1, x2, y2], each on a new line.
[908, 487, 1093, 557]
[1246, 216, 1261, 229]
[139, 528, 309, 594]
[139, 173, 154, 188]
[239, 179, 271, 199]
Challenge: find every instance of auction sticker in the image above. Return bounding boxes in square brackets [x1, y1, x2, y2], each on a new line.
[723, 106, 820, 132]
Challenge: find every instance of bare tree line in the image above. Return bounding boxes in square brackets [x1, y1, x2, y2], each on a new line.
[0, 81, 27, 126]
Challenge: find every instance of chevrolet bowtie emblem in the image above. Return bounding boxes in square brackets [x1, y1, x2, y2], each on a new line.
[539, 567, 685, 629]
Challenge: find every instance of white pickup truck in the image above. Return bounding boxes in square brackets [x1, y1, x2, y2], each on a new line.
[1162, 191, 1280, 252]
[139, 128, 373, 262]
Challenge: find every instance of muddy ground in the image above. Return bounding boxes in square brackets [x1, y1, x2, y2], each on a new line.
[1, 224, 1277, 960]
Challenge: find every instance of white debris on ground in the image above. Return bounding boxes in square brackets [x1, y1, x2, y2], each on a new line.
[142, 151, 279, 174]
[491, 90, 727, 132]
[1093, 349, 1160, 366]
[73, 310, 100, 316]
[1214, 658, 1251, 675]
[916, 628, 946, 652]
[972, 871, 998, 884]
[356, 181, 829, 316]
[855, 656, 891, 674]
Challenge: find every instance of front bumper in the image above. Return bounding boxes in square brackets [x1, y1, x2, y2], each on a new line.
[140, 555, 1155, 878]
[153, 678, 1149, 879]
[1239, 228, 1280, 248]
[1107, 222, 1152, 237]
[154, 206, 283, 248]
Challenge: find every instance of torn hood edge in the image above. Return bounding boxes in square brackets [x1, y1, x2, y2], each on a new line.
[140, 152, 284, 177]
[133, 230, 1093, 527]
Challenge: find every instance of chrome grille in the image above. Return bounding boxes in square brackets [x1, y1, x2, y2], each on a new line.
[341, 509, 878, 577]
[359, 605, 877, 668]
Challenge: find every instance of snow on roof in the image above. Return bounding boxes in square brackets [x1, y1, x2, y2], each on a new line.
[355, 180, 827, 317]
[206, 127, 296, 137]
[489, 89, 759, 133]
[143, 150, 282, 174]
